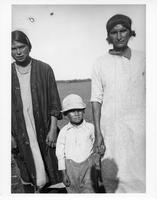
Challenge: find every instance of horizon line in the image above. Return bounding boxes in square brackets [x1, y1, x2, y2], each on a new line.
[56, 78, 91, 83]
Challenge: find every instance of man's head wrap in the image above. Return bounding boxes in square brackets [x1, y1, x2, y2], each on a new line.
[106, 14, 136, 37]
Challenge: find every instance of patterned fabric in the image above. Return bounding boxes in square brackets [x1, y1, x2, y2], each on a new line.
[12, 58, 62, 187]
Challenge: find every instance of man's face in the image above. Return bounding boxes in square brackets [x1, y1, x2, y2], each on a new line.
[108, 24, 131, 50]
[67, 109, 84, 125]
[12, 40, 30, 63]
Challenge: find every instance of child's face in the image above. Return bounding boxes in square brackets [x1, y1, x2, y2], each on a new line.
[66, 109, 84, 125]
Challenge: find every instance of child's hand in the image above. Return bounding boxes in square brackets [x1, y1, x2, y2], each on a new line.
[99, 144, 106, 156]
[62, 170, 71, 187]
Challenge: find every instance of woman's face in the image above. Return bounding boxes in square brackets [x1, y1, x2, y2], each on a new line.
[12, 40, 30, 63]
[108, 24, 131, 50]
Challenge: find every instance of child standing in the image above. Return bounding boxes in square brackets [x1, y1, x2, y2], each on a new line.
[56, 94, 100, 193]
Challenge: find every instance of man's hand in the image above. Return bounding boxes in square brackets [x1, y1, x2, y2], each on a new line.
[93, 131, 106, 156]
[91, 102, 105, 156]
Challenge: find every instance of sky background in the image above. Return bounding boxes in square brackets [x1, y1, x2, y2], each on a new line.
[12, 4, 145, 80]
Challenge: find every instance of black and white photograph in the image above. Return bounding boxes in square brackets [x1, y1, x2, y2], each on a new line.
[0, 0, 157, 200]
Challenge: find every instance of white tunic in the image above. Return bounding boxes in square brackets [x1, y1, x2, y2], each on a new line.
[15, 64, 47, 187]
[91, 50, 146, 192]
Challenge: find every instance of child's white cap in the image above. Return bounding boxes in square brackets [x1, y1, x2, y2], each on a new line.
[62, 94, 86, 113]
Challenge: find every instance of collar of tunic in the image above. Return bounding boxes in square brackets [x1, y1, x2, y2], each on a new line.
[109, 47, 131, 60]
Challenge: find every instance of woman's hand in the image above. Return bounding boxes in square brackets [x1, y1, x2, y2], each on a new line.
[11, 135, 17, 149]
[46, 116, 58, 148]
[46, 128, 57, 148]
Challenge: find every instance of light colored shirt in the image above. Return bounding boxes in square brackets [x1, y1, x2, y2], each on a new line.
[91, 49, 145, 114]
[56, 120, 95, 170]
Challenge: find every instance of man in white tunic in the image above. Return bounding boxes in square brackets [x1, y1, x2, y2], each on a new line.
[91, 14, 146, 193]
